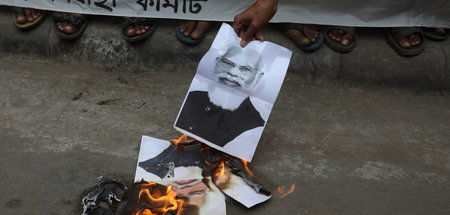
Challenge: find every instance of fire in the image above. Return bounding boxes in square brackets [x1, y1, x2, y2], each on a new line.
[277, 184, 295, 198]
[170, 134, 195, 146]
[215, 162, 225, 177]
[241, 159, 254, 178]
[134, 182, 184, 215]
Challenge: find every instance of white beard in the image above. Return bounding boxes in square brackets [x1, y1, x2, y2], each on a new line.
[207, 84, 249, 111]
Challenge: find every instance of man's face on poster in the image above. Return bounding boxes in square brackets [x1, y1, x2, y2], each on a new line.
[171, 178, 208, 207]
[214, 46, 262, 89]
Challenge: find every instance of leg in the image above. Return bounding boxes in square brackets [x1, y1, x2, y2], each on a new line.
[324, 26, 357, 53]
[176, 21, 211, 45]
[12, 7, 45, 30]
[392, 28, 422, 48]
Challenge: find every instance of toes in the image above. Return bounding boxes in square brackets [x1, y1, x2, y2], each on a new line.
[285, 29, 310, 46]
[341, 33, 353, 46]
[329, 29, 338, 40]
[30, 9, 38, 20]
[125, 26, 136, 37]
[336, 30, 343, 42]
[24, 8, 33, 22]
[329, 29, 336, 37]
[140, 25, 147, 33]
[392, 28, 413, 48]
[191, 30, 200, 39]
[136, 25, 142, 35]
[408, 34, 416, 46]
[57, 22, 65, 31]
[178, 20, 189, 32]
[307, 35, 316, 43]
[435, 28, 446, 35]
[191, 21, 211, 39]
[303, 25, 318, 42]
[399, 38, 411, 48]
[179, 21, 195, 37]
[15, 13, 26, 24]
[408, 34, 421, 46]
[64, 23, 77, 34]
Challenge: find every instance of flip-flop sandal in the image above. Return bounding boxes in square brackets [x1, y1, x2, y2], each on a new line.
[122, 17, 157, 43]
[12, 7, 46, 30]
[176, 21, 210, 46]
[52, 12, 88, 40]
[422, 28, 447, 41]
[386, 27, 424, 57]
[324, 26, 357, 53]
[279, 23, 324, 52]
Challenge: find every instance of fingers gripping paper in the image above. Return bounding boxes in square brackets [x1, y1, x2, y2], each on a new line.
[174, 23, 292, 161]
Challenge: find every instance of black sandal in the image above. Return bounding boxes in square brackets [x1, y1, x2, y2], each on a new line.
[386, 27, 424, 57]
[324, 26, 357, 53]
[52, 12, 88, 40]
[422, 28, 447, 41]
[122, 17, 156, 42]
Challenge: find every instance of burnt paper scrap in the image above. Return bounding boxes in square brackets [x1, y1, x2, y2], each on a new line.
[81, 176, 128, 215]
[174, 23, 292, 162]
[201, 146, 272, 208]
[134, 136, 226, 215]
[135, 135, 271, 209]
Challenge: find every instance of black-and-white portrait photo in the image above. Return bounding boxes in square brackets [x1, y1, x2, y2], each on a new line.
[174, 23, 292, 161]
[176, 46, 266, 147]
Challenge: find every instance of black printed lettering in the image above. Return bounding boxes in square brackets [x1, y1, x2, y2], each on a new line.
[150, 0, 161, 11]
[162, 0, 178, 13]
[188, 0, 207, 14]
[94, 0, 116, 12]
[136, 0, 148, 11]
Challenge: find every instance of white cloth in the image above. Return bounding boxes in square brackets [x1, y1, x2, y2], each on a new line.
[2, 0, 450, 27]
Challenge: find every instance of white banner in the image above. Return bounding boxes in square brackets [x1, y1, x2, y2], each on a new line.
[2, 0, 449, 27]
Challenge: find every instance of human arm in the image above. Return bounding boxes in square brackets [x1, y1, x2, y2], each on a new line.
[232, 0, 278, 47]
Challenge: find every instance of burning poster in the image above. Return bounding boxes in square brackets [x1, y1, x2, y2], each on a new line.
[174, 23, 292, 162]
[135, 135, 272, 212]
[135, 136, 226, 215]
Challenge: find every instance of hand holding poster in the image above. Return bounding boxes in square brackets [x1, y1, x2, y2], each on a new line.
[174, 23, 292, 161]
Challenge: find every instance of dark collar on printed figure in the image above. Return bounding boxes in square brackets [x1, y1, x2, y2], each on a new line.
[175, 91, 265, 147]
[138, 143, 205, 179]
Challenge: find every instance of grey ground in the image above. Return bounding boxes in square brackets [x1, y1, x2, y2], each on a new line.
[0, 7, 450, 215]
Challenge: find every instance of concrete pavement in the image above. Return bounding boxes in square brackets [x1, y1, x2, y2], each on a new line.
[1, 59, 449, 214]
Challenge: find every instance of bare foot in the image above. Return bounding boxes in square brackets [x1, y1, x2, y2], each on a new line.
[124, 17, 151, 37]
[392, 28, 421, 48]
[435, 28, 446, 35]
[328, 28, 353, 46]
[178, 21, 211, 39]
[283, 24, 319, 46]
[302, 24, 319, 43]
[56, 13, 87, 34]
[14, 8, 42, 24]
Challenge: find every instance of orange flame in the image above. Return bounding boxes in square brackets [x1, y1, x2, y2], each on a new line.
[170, 134, 195, 146]
[215, 162, 225, 177]
[241, 159, 254, 178]
[134, 182, 184, 215]
[277, 184, 295, 198]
